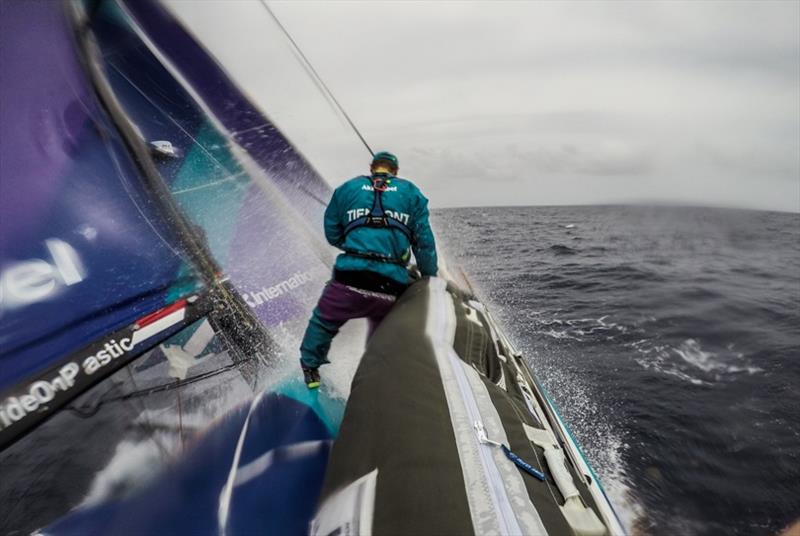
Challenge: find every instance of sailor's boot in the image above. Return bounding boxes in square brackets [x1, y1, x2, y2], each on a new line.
[301, 365, 321, 389]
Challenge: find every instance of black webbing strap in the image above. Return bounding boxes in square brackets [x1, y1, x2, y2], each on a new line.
[342, 177, 413, 242]
[340, 176, 413, 264]
[342, 248, 409, 265]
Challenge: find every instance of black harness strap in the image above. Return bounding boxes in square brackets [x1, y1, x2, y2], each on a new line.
[341, 176, 413, 264]
[341, 248, 409, 265]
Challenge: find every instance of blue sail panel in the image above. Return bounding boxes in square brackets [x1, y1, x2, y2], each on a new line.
[0, 2, 203, 415]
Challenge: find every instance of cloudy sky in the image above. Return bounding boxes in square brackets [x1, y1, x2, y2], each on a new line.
[166, 1, 799, 212]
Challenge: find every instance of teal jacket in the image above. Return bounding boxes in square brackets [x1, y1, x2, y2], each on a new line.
[324, 175, 438, 284]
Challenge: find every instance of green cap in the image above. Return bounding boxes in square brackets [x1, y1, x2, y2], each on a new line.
[371, 151, 399, 170]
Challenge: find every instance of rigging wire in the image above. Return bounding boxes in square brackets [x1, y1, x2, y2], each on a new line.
[125, 365, 171, 457]
[176, 379, 185, 452]
[259, 0, 374, 157]
[66, 359, 254, 416]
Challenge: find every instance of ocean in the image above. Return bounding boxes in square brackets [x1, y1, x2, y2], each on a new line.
[2, 204, 797, 535]
[433, 205, 800, 536]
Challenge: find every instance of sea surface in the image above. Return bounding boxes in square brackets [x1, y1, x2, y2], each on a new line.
[433, 205, 800, 536]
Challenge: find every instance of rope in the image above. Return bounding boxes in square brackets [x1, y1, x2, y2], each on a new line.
[259, 1, 374, 157]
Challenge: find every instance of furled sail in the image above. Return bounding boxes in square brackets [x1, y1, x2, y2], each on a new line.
[1, 1, 341, 532]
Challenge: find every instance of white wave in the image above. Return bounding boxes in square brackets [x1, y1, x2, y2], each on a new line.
[247, 316, 363, 401]
[673, 338, 722, 372]
[673, 338, 762, 375]
[636, 357, 707, 386]
[631, 337, 762, 385]
[319, 319, 365, 400]
[521, 345, 646, 534]
[593, 436, 646, 532]
[542, 329, 583, 341]
[536, 314, 638, 343]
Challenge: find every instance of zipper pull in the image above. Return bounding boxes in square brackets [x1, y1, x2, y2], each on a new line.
[474, 421, 546, 482]
[474, 421, 502, 447]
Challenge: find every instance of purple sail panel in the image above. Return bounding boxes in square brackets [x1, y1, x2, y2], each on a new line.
[225, 184, 330, 326]
[0, 1, 94, 252]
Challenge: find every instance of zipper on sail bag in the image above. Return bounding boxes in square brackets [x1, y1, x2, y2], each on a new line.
[474, 421, 546, 481]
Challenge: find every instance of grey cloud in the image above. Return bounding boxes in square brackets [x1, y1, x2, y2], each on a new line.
[166, 0, 800, 212]
[521, 143, 654, 177]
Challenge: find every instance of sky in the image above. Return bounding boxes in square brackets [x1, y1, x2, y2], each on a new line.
[165, 1, 800, 212]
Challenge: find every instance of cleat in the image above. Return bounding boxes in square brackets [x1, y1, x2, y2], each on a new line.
[302, 365, 321, 389]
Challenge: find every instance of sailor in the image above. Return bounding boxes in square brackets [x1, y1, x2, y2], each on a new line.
[300, 151, 438, 388]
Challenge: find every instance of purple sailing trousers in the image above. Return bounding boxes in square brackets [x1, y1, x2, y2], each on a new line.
[299, 281, 397, 369]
